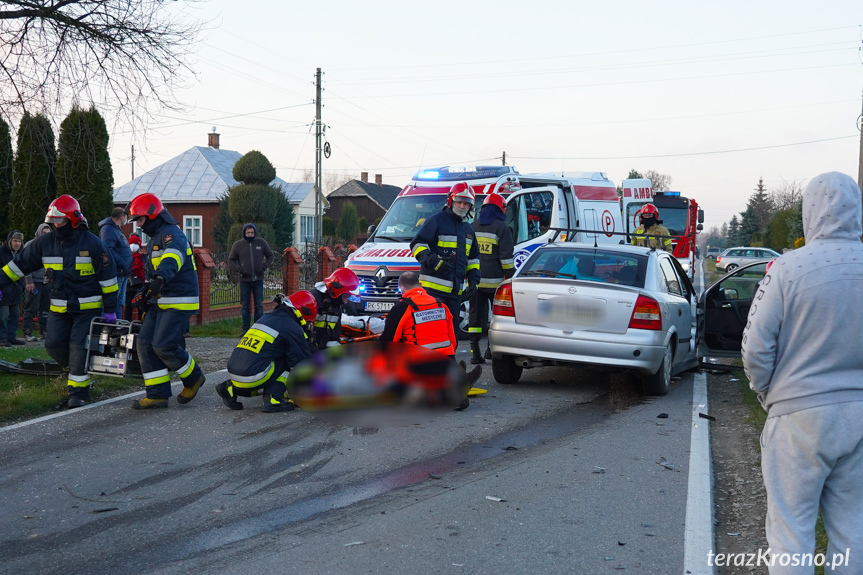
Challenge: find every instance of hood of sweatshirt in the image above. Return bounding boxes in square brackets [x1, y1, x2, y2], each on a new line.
[802, 172, 862, 243]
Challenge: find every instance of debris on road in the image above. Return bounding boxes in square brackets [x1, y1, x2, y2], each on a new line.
[656, 457, 678, 471]
[428, 472, 442, 480]
[656, 413, 669, 419]
[344, 541, 365, 547]
[502, 445, 518, 451]
[698, 412, 716, 421]
[593, 466, 606, 474]
[485, 495, 506, 502]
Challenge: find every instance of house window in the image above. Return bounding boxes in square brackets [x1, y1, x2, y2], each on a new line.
[300, 215, 316, 243]
[184, 216, 203, 247]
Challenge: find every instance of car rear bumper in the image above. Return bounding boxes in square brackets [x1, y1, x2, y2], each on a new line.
[488, 317, 668, 374]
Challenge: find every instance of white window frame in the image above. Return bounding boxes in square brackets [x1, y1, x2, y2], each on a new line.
[132, 222, 151, 246]
[183, 215, 203, 247]
[300, 215, 315, 244]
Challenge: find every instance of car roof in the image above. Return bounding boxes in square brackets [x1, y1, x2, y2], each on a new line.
[535, 241, 655, 256]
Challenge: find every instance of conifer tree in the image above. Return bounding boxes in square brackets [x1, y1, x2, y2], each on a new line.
[56, 106, 114, 223]
[0, 118, 13, 234]
[10, 112, 56, 235]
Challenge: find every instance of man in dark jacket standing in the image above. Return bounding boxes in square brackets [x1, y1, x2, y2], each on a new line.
[99, 207, 132, 317]
[468, 192, 515, 364]
[410, 182, 480, 338]
[228, 223, 274, 333]
[0, 231, 26, 346]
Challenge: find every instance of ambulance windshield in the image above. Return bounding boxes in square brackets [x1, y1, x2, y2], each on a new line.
[372, 195, 482, 242]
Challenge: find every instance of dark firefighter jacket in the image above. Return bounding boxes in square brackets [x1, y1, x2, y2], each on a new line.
[1, 227, 118, 314]
[227, 304, 312, 389]
[311, 283, 344, 349]
[472, 208, 515, 291]
[410, 207, 480, 297]
[143, 213, 199, 311]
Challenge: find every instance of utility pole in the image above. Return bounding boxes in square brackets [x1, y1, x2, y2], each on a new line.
[315, 68, 323, 243]
[858, 91, 863, 191]
[501, 151, 506, 166]
[131, 144, 135, 180]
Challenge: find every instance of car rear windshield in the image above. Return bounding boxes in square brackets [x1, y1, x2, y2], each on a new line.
[519, 248, 648, 287]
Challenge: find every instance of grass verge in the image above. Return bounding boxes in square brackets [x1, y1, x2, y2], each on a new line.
[734, 365, 829, 574]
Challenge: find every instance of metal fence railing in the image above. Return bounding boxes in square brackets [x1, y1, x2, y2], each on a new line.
[209, 252, 282, 307]
[295, 242, 352, 291]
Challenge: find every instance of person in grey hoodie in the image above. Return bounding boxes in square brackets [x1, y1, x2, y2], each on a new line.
[228, 223, 274, 332]
[742, 171, 863, 574]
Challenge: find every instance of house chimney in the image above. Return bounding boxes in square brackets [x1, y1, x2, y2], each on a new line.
[375, 174, 382, 185]
[208, 127, 220, 149]
[360, 172, 368, 182]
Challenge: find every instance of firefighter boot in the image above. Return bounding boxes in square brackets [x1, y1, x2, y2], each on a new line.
[131, 397, 169, 410]
[483, 346, 492, 361]
[261, 393, 295, 413]
[215, 380, 243, 411]
[470, 342, 486, 365]
[177, 367, 206, 405]
[67, 385, 90, 409]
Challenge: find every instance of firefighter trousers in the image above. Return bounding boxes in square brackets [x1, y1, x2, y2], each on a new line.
[468, 289, 494, 344]
[46, 310, 101, 400]
[137, 307, 201, 399]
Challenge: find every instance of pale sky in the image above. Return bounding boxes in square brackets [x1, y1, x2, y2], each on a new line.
[106, 0, 863, 232]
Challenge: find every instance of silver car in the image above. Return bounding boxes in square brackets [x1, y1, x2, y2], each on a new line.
[488, 243, 699, 395]
[715, 246, 780, 273]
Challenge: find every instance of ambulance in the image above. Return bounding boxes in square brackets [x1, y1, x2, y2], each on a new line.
[346, 165, 624, 330]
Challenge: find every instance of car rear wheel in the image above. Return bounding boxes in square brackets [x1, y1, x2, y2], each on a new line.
[642, 344, 672, 396]
[725, 263, 738, 272]
[492, 355, 523, 385]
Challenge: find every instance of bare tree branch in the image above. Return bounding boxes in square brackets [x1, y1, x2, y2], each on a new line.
[0, 0, 204, 133]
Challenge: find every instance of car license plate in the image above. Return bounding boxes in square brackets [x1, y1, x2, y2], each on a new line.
[365, 301, 394, 312]
[537, 296, 605, 326]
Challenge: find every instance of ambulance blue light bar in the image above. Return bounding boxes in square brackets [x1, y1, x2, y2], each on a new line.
[654, 191, 680, 197]
[413, 166, 518, 182]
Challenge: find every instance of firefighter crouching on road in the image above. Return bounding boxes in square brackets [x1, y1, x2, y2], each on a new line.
[126, 193, 205, 410]
[632, 204, 672, 251]
[410, 182, 480, 338]
[0, 195, 118, 408]
[469, 191, 515, 364]
[311, 267, 359, 350]
[216, 292, 315, 412]
[379, 272, 480, 410]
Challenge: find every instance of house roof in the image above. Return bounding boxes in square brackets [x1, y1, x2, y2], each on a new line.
[113, 146, 317, 205]
[328, 180, 401, 211]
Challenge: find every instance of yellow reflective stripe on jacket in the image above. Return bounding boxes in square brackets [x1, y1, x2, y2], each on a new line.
[230, 361, 276, 388]
[419, 274, 454, 293]
[437, 235, 457, 249]
[412, 243, 430, 257]
[156, 296, 200, 311]
[50, 299, 67, 313]
[99, 277, 119, 294]
[75, 256, 95, 276]
[143, 369, 171, 387]
[2, 261, 24, 281]
[187, 247, 197, 271]
[42, 257, 63, 271]
[500, 258, 515, 270]
[78, 295, 103, 310]
[466, 258, 480, 272]
[478, 278, 505, 289]
[161, 248, 185, 269]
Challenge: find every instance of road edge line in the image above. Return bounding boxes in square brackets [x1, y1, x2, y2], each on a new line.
[683, 372, 716, 574]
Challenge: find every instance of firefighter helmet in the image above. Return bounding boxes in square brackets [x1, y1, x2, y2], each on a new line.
[324, 268, 360, 299]
[447, 182, 475, 207]
[45, 195, 84, 228]
[288, 290, 318, 323]
[639, 204, 659, 216]
[483, 192, 507, 211]
[127, 193, 164, 221]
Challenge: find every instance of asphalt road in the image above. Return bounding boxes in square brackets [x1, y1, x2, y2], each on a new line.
[0, 338, 705, 575]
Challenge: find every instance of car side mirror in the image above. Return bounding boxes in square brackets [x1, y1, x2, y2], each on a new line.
[720, 288, 739, 301]
[696, 223, 703, 231]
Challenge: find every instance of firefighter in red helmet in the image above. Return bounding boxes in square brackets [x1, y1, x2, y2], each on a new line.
[0, 195, 118, 408]
[216, 293, 313, 412]
[310, 267, 359, 350]
[410, 181, 481, 338]
[126, 192, 206, 409]
[468, 191, 515, 364]
[632, 204, 672, 251]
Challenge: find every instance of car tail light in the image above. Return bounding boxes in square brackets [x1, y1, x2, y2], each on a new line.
[628, 295, 662, 330]
[716, 256, 721, 263]
[492, 284, 515, 317]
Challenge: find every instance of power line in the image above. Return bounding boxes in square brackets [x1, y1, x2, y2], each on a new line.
[510, 135, 858, 161]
